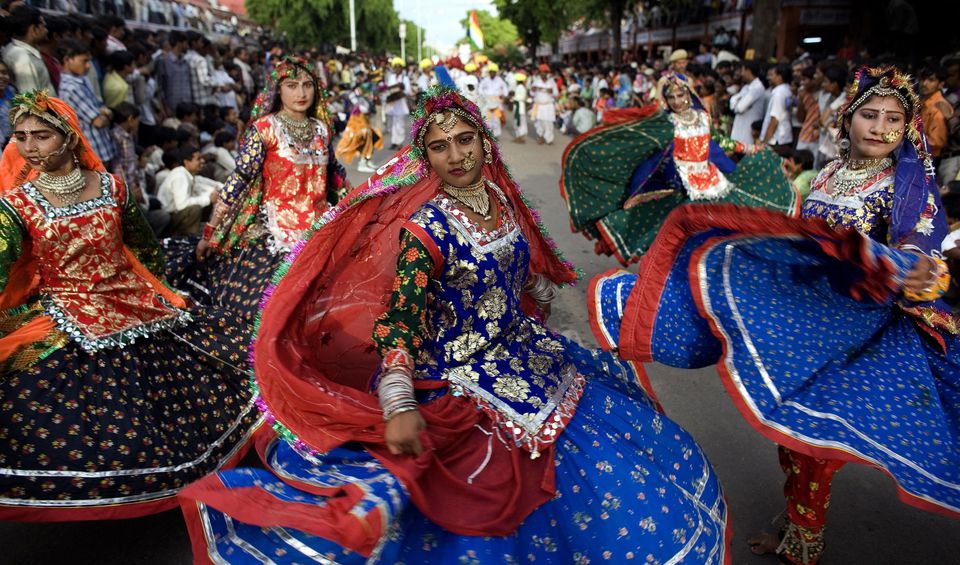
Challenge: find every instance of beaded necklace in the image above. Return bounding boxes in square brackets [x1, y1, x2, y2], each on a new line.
[35, 166, 85, 206]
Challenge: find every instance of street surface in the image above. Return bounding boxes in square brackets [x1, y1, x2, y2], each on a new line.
[2, 133, 959, 564]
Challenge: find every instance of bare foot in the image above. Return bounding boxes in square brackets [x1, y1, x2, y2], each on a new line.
[747, 532, 780, 556]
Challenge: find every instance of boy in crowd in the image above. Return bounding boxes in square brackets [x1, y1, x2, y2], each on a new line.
[157, 145, 221, 236]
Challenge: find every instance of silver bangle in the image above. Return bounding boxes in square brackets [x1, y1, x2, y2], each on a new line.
[523, 273, 559, 304]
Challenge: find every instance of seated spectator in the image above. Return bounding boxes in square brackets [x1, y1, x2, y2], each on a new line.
[203, 130, 237, 183]
[785, 149, 816, 200]
[163, 101, 200, 132]
[157, 145, 221, 236]
[571, 96, 596, 135]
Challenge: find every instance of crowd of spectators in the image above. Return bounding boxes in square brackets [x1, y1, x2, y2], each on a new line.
[2, 1, 960, 242]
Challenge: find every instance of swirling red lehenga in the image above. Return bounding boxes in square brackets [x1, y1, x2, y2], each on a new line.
[177, 86, 731, 564]
[0, 91, 262, 521]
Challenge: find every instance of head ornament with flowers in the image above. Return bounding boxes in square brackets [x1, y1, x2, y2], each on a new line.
[9, 90, 74, 137]
[655, 71, 704, 113]
[249, 55, 331, 126]
[411, 85, 501, 167]
[839, 66, 928, 164]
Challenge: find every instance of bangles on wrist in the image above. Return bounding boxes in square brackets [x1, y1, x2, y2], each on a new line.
[202, 223, 215, 240]
[378, 348, 417, 421]
[523, 273, 559, 304]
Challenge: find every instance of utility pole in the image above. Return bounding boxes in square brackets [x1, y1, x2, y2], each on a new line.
[349, 0, 356, 51]
[416, 0, 422, 62]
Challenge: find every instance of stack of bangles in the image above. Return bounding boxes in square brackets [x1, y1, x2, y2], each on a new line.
[903, 255, 951, 303]
[378, 348, 418, 421]
[202, 223, 215, 241]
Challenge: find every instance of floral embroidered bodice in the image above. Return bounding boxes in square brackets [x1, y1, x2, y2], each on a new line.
[669, 109, 731, 200]
[802, 160, 896, 242]
[403, 182, 582, 456]
[0, 173, 185, 351]
[258, 115, 330, 243]
[224, 115, 332, 250]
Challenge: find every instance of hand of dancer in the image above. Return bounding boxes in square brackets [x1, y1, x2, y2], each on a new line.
[384, 409, 425, 456]
[196, 238, 214, 261]
[903, 253, 938, 296]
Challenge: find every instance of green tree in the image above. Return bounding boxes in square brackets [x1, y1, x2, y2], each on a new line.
[245, 0, 405, 53]
[495, 0, 582, 62]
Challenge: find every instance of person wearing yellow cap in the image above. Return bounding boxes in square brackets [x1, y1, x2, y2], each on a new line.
[479, 62, 508, 137]
[457, 62, 481, 107]
[512, 72, 528, 142]
[415, 58, 434, 95]
[384, 56, 411, 149]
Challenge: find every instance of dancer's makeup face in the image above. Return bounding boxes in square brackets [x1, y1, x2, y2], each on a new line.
[423, 114, 484, 187]
[846, 95, 906, 160]
[13, 116, 75, 172]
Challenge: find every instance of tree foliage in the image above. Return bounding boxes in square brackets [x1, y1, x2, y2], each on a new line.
[245, 0, 406, 53]
[495, 0, 581, 60]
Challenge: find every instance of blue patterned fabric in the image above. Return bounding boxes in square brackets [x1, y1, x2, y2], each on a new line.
[193, 336, 729, 564]
[589, 208, 960, 517]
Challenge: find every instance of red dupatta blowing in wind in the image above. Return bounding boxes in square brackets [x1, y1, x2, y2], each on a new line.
[248, 87, 579, 550]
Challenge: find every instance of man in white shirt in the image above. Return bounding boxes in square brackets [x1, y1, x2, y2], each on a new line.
[531, 65, 559, 145]
[157, 145, 221, 236]
[512, 72, 528, 142]
[478, 63, 509, 138]
[2, 7, 56, 96]
[760, 63, 794, 155]
[384, 57, 411, 149]
[729, 61, 766, 147]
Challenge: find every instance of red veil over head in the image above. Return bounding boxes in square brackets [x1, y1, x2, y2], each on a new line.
[0, 91, 107, 309]
[252, 87, 578, 550]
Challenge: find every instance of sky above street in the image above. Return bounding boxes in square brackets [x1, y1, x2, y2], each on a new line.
[395, 0, 497, 54]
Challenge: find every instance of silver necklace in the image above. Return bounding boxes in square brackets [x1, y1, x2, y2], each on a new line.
[830, 157, 893, 197]
[35, 167, 85, 206]
[276, 112, 315, 145]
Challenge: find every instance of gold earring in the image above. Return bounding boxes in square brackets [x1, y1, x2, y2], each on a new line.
[482, 138, 493, 164]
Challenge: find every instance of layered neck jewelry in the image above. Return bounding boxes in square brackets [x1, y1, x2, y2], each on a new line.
[442, 178, 490, 220]
[674, 107, 698, 126]
[276, 111, 314, 145]
[35, 166, 85, 206]
[831, 157, 893, 196]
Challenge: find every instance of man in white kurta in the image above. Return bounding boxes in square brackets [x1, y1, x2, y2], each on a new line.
[512, 73, 528, 142]
[530, 66, 559, 145]
[384, 58, 411, 149]
[478, 63, 509, 137]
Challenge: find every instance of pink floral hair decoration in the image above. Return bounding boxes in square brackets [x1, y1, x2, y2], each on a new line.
[410, 85, 503, 167]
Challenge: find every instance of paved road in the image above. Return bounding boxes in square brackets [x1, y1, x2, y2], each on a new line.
[2, 132, 959, 564]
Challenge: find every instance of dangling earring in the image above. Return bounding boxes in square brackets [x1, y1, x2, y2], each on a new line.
[838, 138, 851, 153]
[482, 137, 493, 164]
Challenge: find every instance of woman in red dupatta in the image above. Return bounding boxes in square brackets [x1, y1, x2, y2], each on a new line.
[179, 85, 731, 564]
